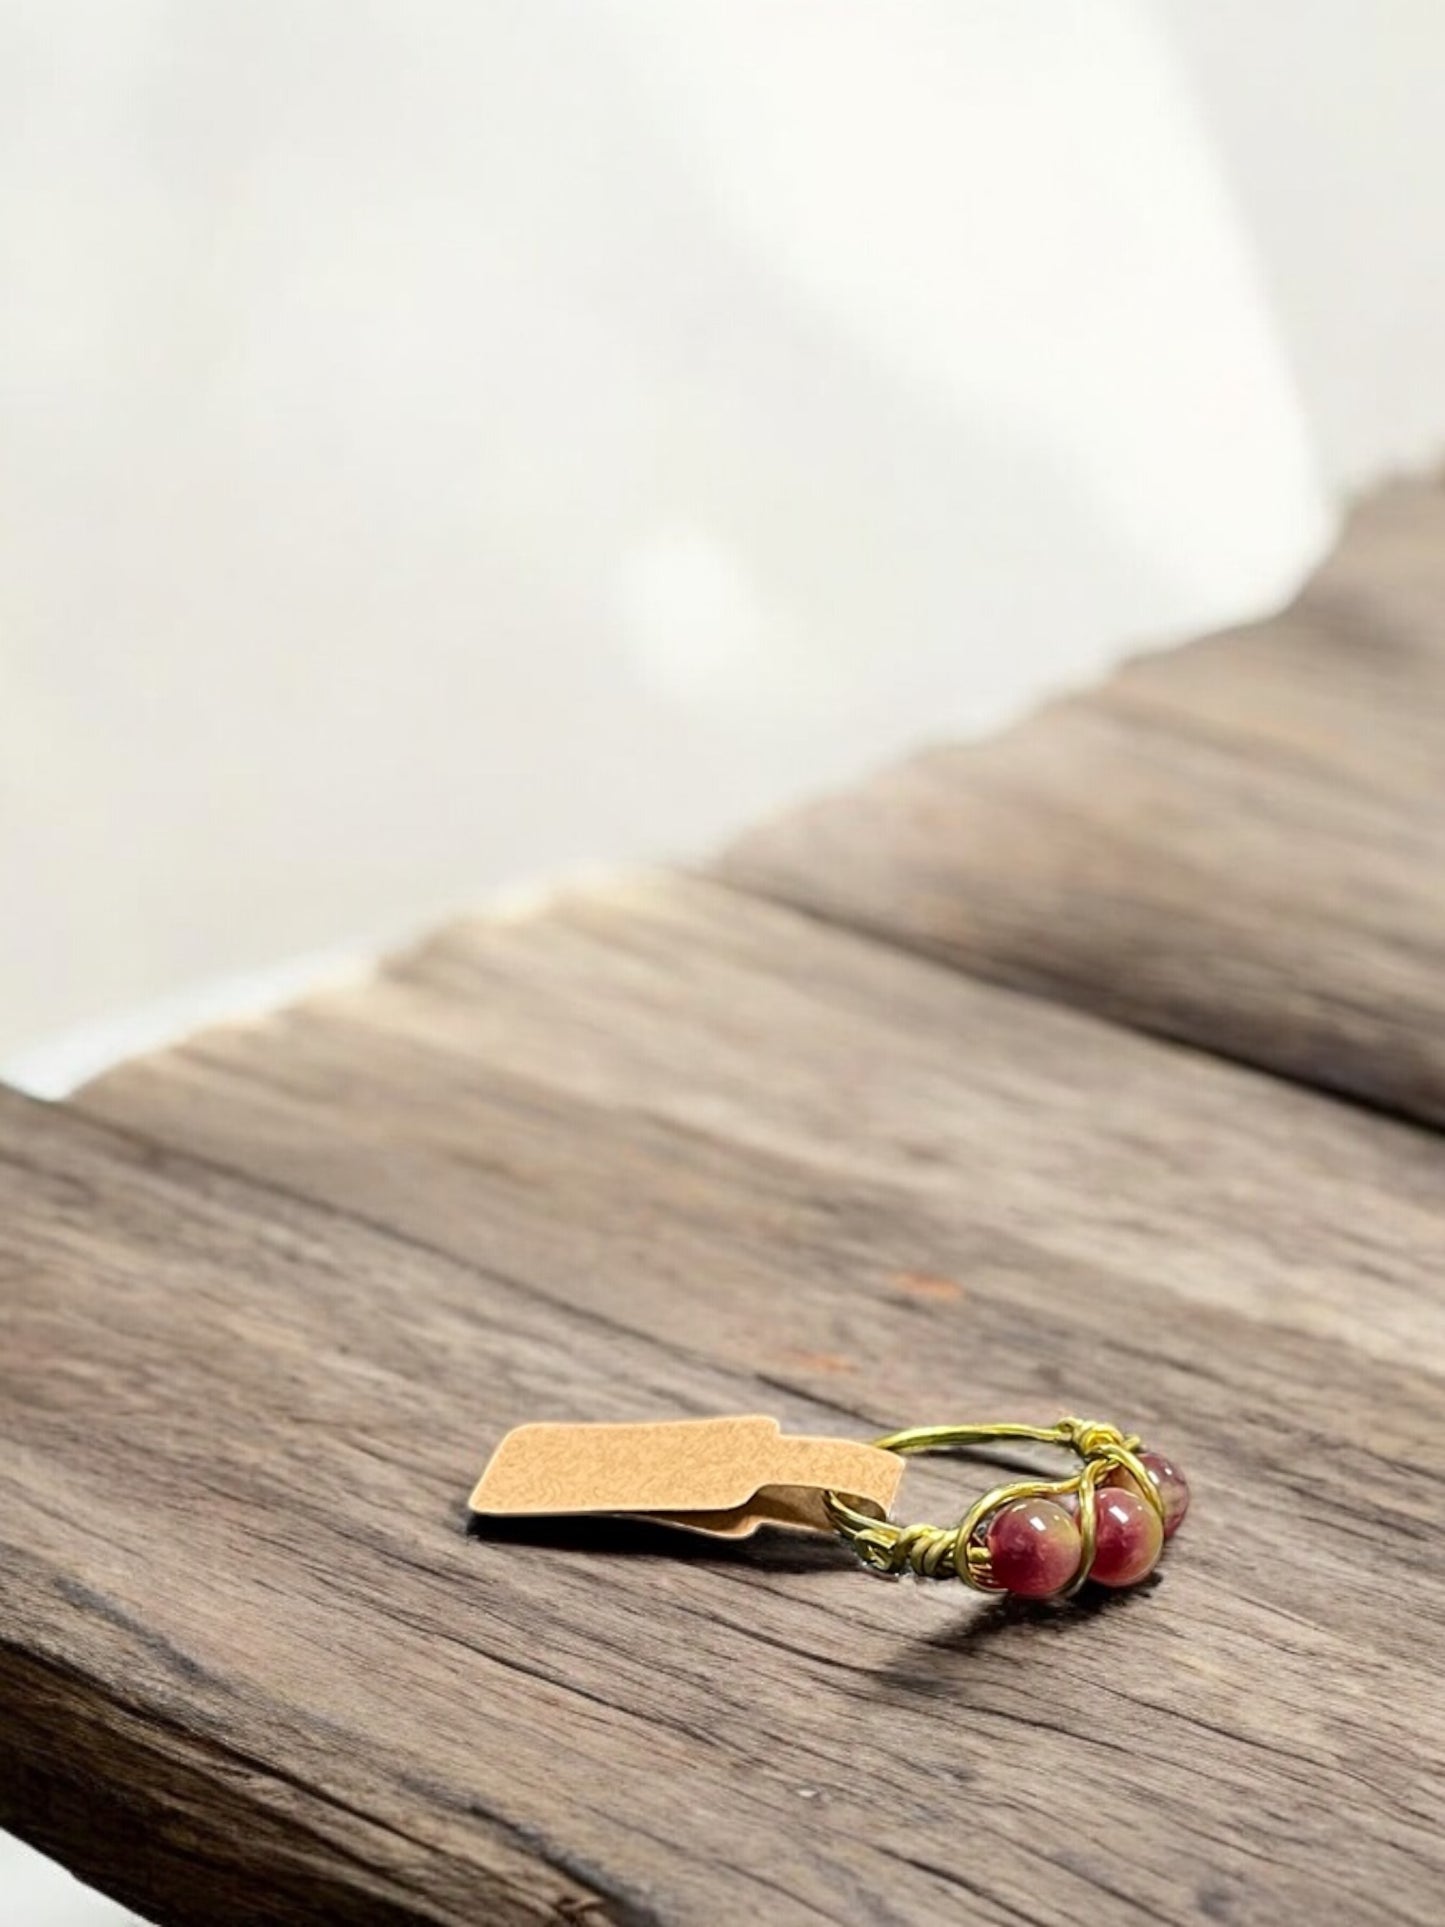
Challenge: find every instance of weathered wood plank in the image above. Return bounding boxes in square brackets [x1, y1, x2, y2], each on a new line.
[5, 873, 1444, 1924]
[719, 480, 1445, 1126]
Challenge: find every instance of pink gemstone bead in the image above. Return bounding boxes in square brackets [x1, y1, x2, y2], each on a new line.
[1107, 1449, 1190, 1538]
[985, 1498, 1082, 1598]
[1089, 1485, 1164, 1588]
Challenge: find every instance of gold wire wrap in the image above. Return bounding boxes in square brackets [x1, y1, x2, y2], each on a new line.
[824, 1416, 1165, 1596]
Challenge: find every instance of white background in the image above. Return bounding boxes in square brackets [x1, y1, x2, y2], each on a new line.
[4, 3, 1444, 1918]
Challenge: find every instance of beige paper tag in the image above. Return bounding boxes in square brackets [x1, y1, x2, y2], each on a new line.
[469, 1415, 903, 1538]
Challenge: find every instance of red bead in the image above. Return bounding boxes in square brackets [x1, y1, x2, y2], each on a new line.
[985, 1498, 1082, 1598]
[1089, 1484, 1164, 1588]
[1106, 1449, 1190, 1538]
[1138, 1450, 1189, 1538]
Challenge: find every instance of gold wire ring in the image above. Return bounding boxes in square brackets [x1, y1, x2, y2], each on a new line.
[824, 1415, 1166, 1596]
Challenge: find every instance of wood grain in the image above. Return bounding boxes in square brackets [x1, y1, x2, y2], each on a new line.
[720, 479, 1445, 1127]
[4, 485, 1445, 1923]
[1, 867, 1441, 1924]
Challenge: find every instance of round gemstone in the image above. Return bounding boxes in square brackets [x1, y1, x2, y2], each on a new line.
[1106, 1449, 1189, 1538]
[1089, 1484, 1164, 1588]
[985, 1497, 1082, 1598]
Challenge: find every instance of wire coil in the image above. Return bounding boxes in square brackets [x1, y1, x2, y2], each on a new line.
[824, 1415, 1166, 1595]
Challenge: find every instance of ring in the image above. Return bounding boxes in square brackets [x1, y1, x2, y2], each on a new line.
[824, 1416, 1189, 1599]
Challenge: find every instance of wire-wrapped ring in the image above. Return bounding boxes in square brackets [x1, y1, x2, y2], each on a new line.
[824, 1415, 1180, 1597]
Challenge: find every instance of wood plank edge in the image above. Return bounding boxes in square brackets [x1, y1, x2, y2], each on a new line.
[0, 1639, 636, 1927]
[699, 850, 1445, 1140]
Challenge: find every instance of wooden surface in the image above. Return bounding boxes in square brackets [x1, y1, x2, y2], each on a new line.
[723, 480, 1445, 1127]
[4, 488, 1445, 1926]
